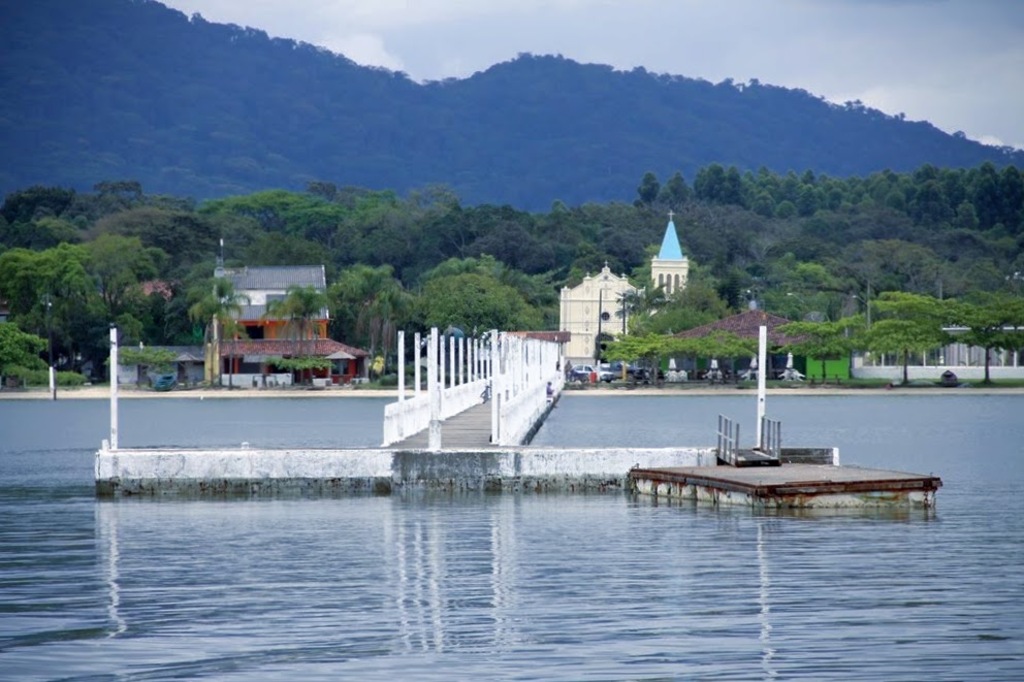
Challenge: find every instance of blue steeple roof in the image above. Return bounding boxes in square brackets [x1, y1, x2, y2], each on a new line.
[657, 218, 685, 261]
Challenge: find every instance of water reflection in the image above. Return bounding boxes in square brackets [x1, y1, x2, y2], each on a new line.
[97, 504, 127, 638]
[757, 521, 776, 680]
[8, 395, 1024, 680]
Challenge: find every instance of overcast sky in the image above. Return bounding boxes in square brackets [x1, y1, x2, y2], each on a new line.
[158, 0, 1024, 150]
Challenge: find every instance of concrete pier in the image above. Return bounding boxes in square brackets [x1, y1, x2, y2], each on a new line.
[94, 323, 942, 507]
[94, 443, 716, 496]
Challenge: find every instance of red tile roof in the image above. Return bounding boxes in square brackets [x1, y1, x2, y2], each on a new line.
[220, 338, 368, 358]
[675, 309, 799, 345]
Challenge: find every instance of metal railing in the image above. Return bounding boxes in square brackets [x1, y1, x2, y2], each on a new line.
[759, 416, 781, 459]
[717, 414, 740, 462]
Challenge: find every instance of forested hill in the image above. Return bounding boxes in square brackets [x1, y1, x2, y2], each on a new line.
[2, 0, 1022, 210]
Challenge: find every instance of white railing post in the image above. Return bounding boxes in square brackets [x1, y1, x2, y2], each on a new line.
[449, 335, 456, 388]
[109, 325, 119, 451]
[414, 331, 421, 396]
[490, 330, 500, 444]
[428, 327, 441, 450]
[756, 325, 767, 449]
[397, 330, 405, 401]
[439, 331, 445, 391]
[460, 337, 466, 385]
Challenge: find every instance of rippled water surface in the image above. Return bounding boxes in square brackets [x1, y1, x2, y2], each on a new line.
[1, 393, 1023, 680]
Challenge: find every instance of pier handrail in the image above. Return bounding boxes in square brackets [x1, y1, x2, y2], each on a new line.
[717, 414, 739, 461]
[759, 416, 782, 458]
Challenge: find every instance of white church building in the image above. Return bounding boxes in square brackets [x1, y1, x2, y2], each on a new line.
[559, 214, 689, 366]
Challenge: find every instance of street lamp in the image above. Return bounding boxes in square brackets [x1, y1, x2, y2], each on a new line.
[44, 295, 56, 400]
[849, 292, 872, 328]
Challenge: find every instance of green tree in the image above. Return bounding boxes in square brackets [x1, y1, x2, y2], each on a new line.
[620, 286, 668, 335]
[644, 277, 729, 334]
[329, 264, 410, 361]
[188, 278, 249, 387]
[0, 244, 101, 373]
[865, 292, 952, 384]
[95, 207, 219, 271]
[951, 293, 1024, 383]
[86, 234, 161, 326]
[0, 185, 76, 225]
[118, 346, 178, 385]
[266, 285, 330, 381]
[0, 322, 47, 383]
[657, 171, 691, 208]
[636, 171, 661, 205]
[669, 330, 757, 367]
[604, 333, 673, 379]
[418, 272, 542, 332]
[778, 317, 861, 381]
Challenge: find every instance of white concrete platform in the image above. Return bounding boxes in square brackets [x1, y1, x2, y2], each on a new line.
[95, 445, 718, 496]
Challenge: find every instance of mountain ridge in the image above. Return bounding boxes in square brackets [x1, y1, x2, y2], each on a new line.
[0, 0, 1020, 210]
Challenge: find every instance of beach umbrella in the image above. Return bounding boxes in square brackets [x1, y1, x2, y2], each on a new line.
[669, 358, 677, 370]
[786, 352, 795, 369]
[749, 354, 758, 370]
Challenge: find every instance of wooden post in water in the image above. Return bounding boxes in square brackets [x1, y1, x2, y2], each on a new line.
[756, 324, 767, 449]
[109, 325, 119, 451]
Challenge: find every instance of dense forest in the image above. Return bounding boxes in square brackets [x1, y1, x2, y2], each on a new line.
[1, 160, 1022, 381]
[2, 0, 1023, 210]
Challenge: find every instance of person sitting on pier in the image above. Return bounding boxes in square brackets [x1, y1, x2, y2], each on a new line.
[546, 381, 554, 403]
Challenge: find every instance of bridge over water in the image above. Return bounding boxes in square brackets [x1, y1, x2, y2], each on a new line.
[380, 328, 563, 449]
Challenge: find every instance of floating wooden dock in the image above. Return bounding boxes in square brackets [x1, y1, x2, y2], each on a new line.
[629, 463, 942, 509]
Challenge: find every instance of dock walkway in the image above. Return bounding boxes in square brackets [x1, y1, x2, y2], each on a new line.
[392, 402, 494, 449]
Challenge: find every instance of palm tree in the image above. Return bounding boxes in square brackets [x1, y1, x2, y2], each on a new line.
[618, 286, 668, 335]
[266, 285, 329, 383]
[329, 265, 410, 364]
[188, 278, 249, 388]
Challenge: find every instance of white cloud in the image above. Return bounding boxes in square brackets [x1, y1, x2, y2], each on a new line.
[320, 33, 405, 73]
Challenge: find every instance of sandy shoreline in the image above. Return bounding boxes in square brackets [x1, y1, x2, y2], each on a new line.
[3, 384, 1022, 400]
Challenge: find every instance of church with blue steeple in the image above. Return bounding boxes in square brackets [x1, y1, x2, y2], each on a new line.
[558, 213, 689, 366]
[651, 211, 689, 295]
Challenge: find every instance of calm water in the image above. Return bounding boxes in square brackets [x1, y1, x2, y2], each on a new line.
[1, 393, 1023, 680]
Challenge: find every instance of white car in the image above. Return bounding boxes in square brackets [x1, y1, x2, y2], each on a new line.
[568, 364, 595, 382]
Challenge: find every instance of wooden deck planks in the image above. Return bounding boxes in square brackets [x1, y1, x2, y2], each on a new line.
[630, 463, 943, 504]
[391, 402, 495, 449]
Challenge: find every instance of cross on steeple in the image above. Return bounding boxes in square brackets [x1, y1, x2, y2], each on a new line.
[668, 210, 674, 221]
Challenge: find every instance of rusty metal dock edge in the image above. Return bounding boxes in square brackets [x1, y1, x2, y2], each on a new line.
[629, 463, 943, 509]
[95, 446, 719, 496]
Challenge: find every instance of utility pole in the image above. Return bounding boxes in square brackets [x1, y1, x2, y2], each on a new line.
[45, 295, 56, 400]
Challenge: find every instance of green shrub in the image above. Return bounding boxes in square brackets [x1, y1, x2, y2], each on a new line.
[57, 371, 88, 387]
[2, 366, 88, 387]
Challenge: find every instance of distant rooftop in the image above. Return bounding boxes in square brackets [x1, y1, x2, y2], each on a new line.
[219, 265, 326, 291]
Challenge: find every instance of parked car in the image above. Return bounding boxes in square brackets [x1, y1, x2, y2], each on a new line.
[568, 364, 595, 383]
[598, 363, 616, 382]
